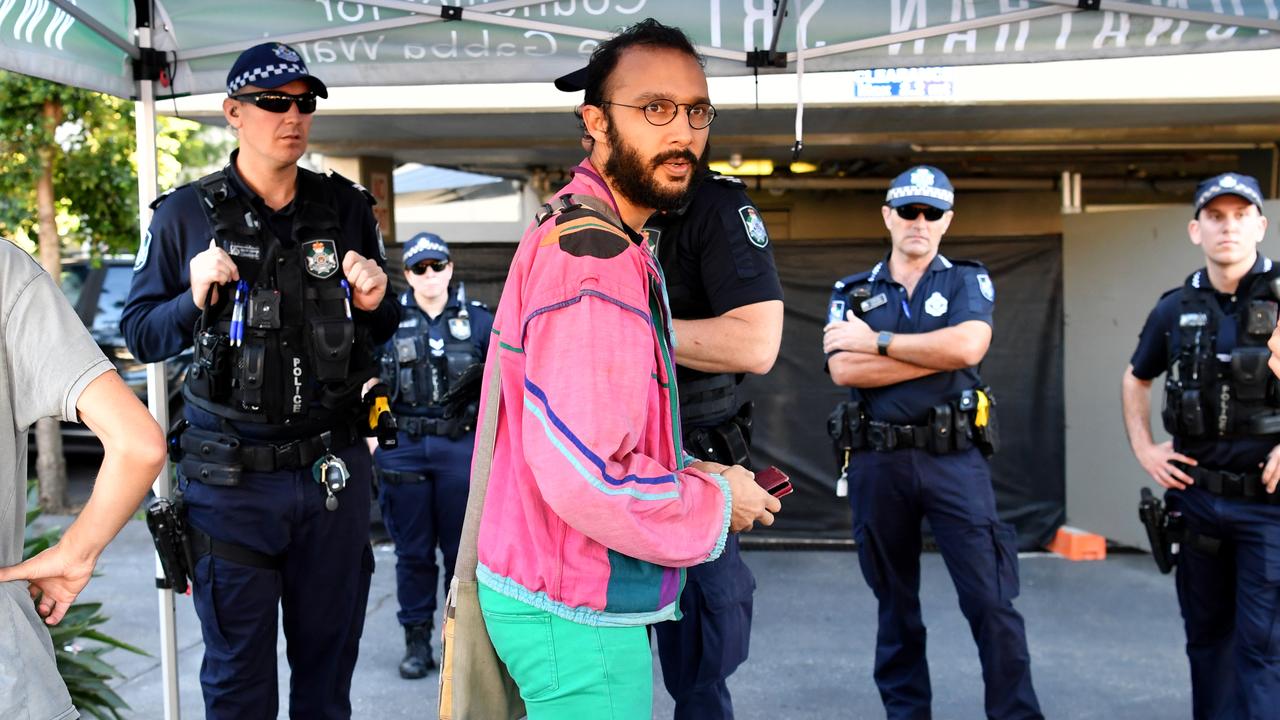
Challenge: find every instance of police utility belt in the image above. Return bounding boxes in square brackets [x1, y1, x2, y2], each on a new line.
[828, 388, 1000, 457]
[396, 413, 469, 439]
[1175, 462, 1280, 506]
[169, 418, 359, 487]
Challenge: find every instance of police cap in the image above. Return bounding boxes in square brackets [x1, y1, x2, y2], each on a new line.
[403, 233, 450, 267]
[885, 165, 954, 212]
[1193, 173, 1264, 218]
[227, 42, 329, 98]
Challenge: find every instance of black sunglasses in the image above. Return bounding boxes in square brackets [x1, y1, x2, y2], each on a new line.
[894, 205, 946, 222]
[233, 90, 318, 114]
[410, 260, 450, 275]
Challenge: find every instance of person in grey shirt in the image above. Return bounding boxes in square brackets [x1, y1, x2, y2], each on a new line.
[0, 240, 166, 720]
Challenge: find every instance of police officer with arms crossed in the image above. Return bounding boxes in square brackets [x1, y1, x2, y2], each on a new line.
[121, 42, 398, 720]
[1122, 173, 1280, 720]
[555, 66, 784, 720]
[373, 231, 492, 679]
[824, 166, 1042, 720]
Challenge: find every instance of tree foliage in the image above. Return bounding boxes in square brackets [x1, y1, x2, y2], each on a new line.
[0, 70, 232, 256]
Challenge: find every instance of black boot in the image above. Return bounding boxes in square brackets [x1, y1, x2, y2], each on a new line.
[399, 622, 436, 679]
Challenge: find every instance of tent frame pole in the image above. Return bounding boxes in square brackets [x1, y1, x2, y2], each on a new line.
[133, 3, 182, 716]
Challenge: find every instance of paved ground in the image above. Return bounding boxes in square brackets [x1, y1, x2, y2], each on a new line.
[44, 512, 1191, 720]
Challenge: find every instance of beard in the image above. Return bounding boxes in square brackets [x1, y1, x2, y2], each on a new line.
[603, 120, 704, 213]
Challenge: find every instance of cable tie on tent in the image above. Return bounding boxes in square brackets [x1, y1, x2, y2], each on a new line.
[441, 5, 463, 21]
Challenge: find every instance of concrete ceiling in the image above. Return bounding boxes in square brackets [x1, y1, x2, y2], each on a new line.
[181, 98, 1280, 204]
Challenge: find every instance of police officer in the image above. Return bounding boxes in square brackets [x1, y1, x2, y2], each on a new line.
[373, 232, 492, 679]
[1122, 173, 1280, 720]
[823, 166, 1042, 720]
[644, 174, 783, 719]
[121, 42, 398, 720]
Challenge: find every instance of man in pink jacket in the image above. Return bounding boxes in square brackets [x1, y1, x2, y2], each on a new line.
[474, 19, 781, 719]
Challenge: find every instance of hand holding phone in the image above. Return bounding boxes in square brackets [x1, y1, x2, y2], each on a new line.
[754, 466, 793, 499]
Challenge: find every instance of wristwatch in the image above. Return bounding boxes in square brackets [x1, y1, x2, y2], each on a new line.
[876, 331, 893, 357]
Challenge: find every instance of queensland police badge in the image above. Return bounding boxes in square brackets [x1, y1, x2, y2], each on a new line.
[738, 206, 769, 248]
[448, 317, 472, 340]
[305, 240, 339, 278]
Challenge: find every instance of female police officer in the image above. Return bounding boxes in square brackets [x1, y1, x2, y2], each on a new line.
[121, 42, 398, 720]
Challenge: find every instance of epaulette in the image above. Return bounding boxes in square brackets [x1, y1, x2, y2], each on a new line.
[468, 299, 490, 311]
[950, 258, 988, 269]
[706, 172, 746, 187]
[149, 187, 178, 210]
[328, 170, 377, 206]
[1158, 287, 1180, 301]
[833, 271, 871, 292]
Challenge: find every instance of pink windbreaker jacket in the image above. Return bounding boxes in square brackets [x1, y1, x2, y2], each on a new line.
[475, 161, 732, 627]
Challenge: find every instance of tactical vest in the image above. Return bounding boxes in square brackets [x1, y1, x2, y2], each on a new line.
[1161, 267, 1280, 439]
[385, 291, 483, 415]
[644, 174, 743, 428]
[183, 168, 374, 429]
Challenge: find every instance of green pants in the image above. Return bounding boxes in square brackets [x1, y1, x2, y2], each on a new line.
[478, 585, 652, 719]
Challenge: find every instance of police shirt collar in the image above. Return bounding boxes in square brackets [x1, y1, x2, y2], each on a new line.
[872, 252, 950, 283]
[225, 149, 298, 217]
[1187, 252, 1270, 291]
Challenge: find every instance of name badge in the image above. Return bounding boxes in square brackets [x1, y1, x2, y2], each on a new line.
[1180, 312, 1208, 328]
[860, 293, 888, 313]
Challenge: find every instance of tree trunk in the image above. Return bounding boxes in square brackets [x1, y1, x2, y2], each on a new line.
[35, 98, 69, 514]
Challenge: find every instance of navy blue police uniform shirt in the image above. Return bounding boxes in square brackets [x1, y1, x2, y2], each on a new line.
[827, 253, 995, 425]
[121, 151, 400, 431]
[645, 174, 783, 385]
[392, 286, 494, 417]
[1129, 254, 1279, 473]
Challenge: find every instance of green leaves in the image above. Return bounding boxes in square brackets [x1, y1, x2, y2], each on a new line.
[0, 70, 232, 256]
[23, 481, 147, 719]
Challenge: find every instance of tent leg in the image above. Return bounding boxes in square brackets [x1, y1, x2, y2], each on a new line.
[134, 21, 182, 720]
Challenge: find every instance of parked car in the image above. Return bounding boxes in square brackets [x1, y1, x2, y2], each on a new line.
[53, 257, 188, 451]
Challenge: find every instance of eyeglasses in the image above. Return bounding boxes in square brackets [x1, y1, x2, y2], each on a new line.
[894, 205, 946, 222]
[601, 99, 717, 130]
[410, 260, 450, 275]
[232, 91, 318, 114]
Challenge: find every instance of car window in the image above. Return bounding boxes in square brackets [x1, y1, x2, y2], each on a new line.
[92, 265, 133, 337]
[59, 266, 91, 308]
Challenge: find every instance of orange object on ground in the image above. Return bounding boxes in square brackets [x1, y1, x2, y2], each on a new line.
[1046, 525, 1107, 561]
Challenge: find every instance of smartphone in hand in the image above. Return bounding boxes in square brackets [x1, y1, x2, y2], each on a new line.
[754, 466, 793, 499]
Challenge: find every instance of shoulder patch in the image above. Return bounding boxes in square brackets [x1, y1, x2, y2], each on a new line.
[707, 172, 746, 188]
[327, 170, 377, 206]
[738, 205, 769, 248]
[545, 207, 630, 259]
[133, 230, 152, 272]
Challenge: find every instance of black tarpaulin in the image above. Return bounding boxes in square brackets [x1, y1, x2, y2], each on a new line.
[446, 234, 1066, 551]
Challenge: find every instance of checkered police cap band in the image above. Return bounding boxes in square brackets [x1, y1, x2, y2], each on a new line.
[1195, 177, 1262, 210]
[227, 63, 308, 94]
[885, 185, 955, 204]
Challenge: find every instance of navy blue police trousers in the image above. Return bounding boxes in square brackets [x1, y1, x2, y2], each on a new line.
[850, 447, 1042, 720]
[374, 429, 474, 628]
[655, 533, 755, 720]
[1167, 486, 1280, 720]
[180, 442, 374, 720]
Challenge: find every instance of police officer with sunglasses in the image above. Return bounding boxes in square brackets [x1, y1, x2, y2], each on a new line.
[122, 42, 399, 720]
[822, 166, 1042, 720]
[370, 232, 492, 679]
